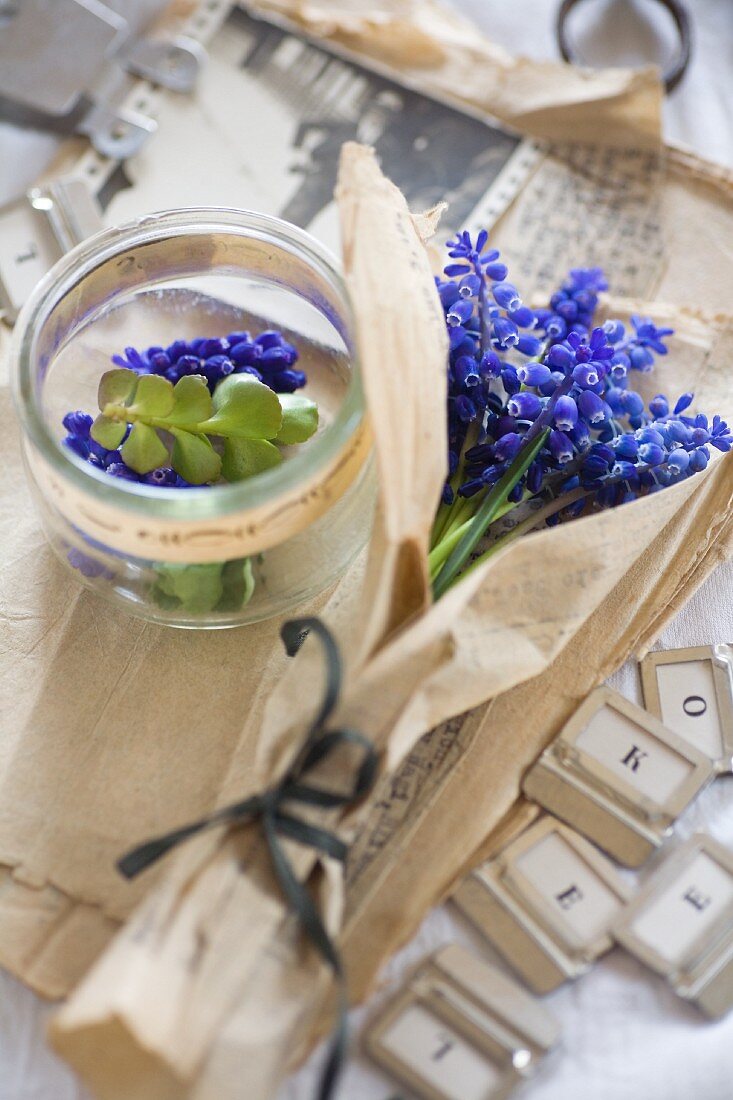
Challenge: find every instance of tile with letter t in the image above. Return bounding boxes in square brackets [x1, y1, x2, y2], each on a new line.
[364, 944, 560, 1100]
[454, 816, 631, 993]
[522, 686, 715, 867]
[640, 644, 733, 773]
[614, 833, 733, 1019]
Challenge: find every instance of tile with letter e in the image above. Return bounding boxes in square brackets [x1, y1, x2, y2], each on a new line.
[522, 686, 715, 867]
[364, 943, 560, 1100]
[614, 833, 733, 1018]
[454, 816, 631, 993]
[640, 644, 733, 772]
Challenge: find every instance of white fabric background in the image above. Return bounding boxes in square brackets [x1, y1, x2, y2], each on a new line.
[1, 2, 731, 1098]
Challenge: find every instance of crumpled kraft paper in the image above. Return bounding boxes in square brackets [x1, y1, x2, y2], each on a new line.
[49, 141, 732, 1099]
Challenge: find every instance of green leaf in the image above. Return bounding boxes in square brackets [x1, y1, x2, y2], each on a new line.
[98, 368, 138, 410]
[205, 375, 282, 440]
[221, 437, 282, 482]
[432, 427, 550, 600]
[241, 557, 255, 606]
[169, 375, 213, 426]
[217, 557, 256, 611]
[153, 563, 225, 613]
[90, 414, 127, 450]
[121, 422, 170, 474]
[128, 374, 175, 418]
[171, 429, 222, 485]
[276, 394, 319, 444]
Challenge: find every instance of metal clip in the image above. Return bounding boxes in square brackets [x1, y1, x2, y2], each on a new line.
[0, 0, 201, 159]
[77, 102, 158, 161]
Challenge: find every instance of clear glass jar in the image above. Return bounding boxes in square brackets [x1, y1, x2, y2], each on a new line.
[10, 208, 374, 628]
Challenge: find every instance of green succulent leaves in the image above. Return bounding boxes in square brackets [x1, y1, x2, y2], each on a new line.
[153, 558, 256, 614]
[90, 415, 127, 450]
[122, 422, 170, 474]
[98, 368, 139, 407]
[90, 368, 319, 485]
[208, 374, 283, 439]
[221, 438, 282, 481]
[276, 394, 320, 444]
[171, 430, 222, 484]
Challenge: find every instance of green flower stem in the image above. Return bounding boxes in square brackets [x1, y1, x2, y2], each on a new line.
[432, 496, 472, 554]
[435, 496, 473, 544]
[103, 404, 236, 440]
[431, 428, 549, 600]
[457, 485, 589, 582]
[428, 496, 521, 579]
[431, 421, 480, 546]
[432, 501, 453, 546]
[432, 484, 480, 547]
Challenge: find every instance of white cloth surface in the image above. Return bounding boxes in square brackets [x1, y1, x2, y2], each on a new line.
[1, 2, 732, 1099]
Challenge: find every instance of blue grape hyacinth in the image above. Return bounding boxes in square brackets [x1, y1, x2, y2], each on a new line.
[430, 230, 731, 597]
[111, 329, 306, 395]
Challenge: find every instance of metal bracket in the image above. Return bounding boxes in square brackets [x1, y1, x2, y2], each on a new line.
[77, 101, 158, 161]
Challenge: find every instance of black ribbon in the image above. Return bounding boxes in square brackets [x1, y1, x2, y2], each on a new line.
[118, 617, 378, 1100]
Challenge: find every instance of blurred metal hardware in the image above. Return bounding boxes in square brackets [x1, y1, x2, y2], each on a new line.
[122, 34, 207, 92]
[0, 178, 103, 321]
[365, 945, 561, 1100]
[0, 0, 206, 156]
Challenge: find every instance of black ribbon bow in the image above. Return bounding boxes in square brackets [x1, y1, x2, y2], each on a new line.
[118, 617, 379, 1100]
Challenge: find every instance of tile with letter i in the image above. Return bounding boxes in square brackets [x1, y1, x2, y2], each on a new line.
[453, 816, 631, 993]
[364, 944, 560, 1100]
[614, 833, 733, 1019]
[522, 686, 715, 867]
[640, 644, 733, 773]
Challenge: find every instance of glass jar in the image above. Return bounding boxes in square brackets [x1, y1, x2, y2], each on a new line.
[10, 208, 374, 628]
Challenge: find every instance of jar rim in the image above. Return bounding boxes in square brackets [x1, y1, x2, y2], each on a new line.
[10, 207, 364, 523]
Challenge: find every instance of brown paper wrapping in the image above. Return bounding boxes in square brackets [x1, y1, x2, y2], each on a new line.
[335, 147, 447, 658]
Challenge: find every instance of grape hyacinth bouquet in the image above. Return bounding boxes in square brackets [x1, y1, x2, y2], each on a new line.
[61, 329, 319, 613]
[430, 230, 732, 598]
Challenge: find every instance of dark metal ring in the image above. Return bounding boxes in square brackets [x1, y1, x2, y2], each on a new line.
[557, 0, 692, 94]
